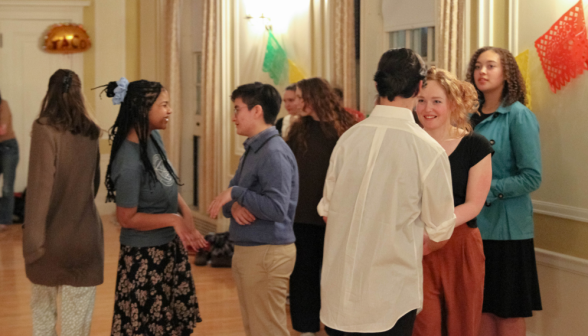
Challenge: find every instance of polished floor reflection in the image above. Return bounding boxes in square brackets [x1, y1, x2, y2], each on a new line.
[0, 217, 328, 335]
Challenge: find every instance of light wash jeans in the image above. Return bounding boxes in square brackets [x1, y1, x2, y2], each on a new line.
[0, 138, 19, 224]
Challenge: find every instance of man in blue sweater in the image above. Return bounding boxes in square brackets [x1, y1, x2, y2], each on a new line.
[208, 82, 299, 336]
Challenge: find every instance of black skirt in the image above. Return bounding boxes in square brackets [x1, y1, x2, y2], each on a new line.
[482, 239, 542, 318]
[111, 236, 201, 336]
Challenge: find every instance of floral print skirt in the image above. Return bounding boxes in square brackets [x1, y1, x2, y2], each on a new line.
[111, 236, 201, 336]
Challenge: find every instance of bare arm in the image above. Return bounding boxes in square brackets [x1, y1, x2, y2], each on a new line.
[454, 154, 492, 226]
[423, 231, 449, 255]
[0, 100, 11, 135]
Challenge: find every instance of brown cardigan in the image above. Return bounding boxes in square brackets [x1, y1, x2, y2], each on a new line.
[23, 119, 104, 287]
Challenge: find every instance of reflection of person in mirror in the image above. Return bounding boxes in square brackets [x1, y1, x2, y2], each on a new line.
[0, 90, 19, 231]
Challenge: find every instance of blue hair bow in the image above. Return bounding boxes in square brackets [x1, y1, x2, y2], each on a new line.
[112, 77, 129, 105]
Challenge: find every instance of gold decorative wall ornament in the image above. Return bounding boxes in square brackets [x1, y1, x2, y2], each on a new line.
[43, 24, 91, 54]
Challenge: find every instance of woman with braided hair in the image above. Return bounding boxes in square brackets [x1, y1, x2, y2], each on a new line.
[23, 69, 103, 335]
[466, 47, 542, 336]
[103, 78, 207, 336]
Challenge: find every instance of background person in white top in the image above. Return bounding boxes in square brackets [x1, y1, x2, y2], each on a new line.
[275, 83, 300, 139]
[317, 48, 456, 336]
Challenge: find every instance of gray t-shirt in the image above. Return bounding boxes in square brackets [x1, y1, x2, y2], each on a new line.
[111, 131, 178, 248]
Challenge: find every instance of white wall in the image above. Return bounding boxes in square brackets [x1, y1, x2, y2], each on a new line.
[359, 0, 385, 114]
[94, 0, 126, 215]
[517, 0, 588, 213]
[230, 0, 324, 158]
[235, 0, 312, 94]
[513, 1, 588, 334]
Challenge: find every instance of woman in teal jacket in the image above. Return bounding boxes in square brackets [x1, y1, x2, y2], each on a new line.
[466, 47, 542, 336]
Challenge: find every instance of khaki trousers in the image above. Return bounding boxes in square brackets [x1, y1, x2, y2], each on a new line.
[232, 243, 296, 336]
[31, 284, 96, 336]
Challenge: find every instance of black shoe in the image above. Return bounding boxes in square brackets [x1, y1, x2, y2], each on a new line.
[195, 250, 210, 266]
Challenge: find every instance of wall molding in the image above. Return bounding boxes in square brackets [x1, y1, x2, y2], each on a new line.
[535, 247, 588, 278]
[533, 200, 588, 223]
[0, 1, 90, 6]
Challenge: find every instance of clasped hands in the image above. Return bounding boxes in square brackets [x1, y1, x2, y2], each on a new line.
[208, 187, 256, 225]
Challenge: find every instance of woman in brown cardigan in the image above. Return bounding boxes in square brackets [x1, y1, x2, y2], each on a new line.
[23, 69, 103, 336]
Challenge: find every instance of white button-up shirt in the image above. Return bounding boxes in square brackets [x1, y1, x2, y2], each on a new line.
[317, 105, 456, 333]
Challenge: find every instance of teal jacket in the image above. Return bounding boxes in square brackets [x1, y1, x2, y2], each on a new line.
[473, 101, 542, 240]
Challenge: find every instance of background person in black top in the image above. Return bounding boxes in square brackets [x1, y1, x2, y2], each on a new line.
[286, 77, 356, 336]
[413, 67, 494, 336]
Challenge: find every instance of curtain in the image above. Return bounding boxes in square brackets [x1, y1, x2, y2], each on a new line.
[437, 0, 466, 78]
[201, 0, 222, 215]
[159, 0, 182, 169]
[333, 0, 357, 109]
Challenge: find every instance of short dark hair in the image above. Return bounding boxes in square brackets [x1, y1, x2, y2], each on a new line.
[231, 82, 282, 124]
[374, 48, 427, 101]
[285, 83, 297, 92]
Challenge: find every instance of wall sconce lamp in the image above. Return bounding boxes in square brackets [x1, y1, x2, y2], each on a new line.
[245, 13, 272, 31]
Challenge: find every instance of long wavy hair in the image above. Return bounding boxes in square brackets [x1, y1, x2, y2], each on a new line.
[465, 46, 526, 107]
[103, 80, 181, 203]
[287, 77, 356, 153]
[423, 67, 479, 135]
[37, 69, 100, 139]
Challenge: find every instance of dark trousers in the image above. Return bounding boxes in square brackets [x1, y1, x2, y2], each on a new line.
[289, 223, 326, 332]
[0, 139, 19, 224]
[325, 310, 417, 336]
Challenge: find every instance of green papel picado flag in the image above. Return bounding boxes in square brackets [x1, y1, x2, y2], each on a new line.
[262, 30, 288, 85]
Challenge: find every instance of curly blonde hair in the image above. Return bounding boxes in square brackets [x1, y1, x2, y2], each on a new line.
[424, 67, 479, 135]
[465, 46, 526, 107]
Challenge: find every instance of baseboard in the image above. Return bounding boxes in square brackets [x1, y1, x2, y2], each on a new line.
[535, 248, 588, 277]
[533, 200, 588, 223]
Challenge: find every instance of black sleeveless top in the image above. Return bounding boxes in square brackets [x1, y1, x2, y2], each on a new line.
[448, 132, 494, 228]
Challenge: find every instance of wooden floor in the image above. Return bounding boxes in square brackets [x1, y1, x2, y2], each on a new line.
[0, 217, 328, 336]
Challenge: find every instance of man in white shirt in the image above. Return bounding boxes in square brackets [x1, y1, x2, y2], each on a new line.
[318, 48, 456, 336]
